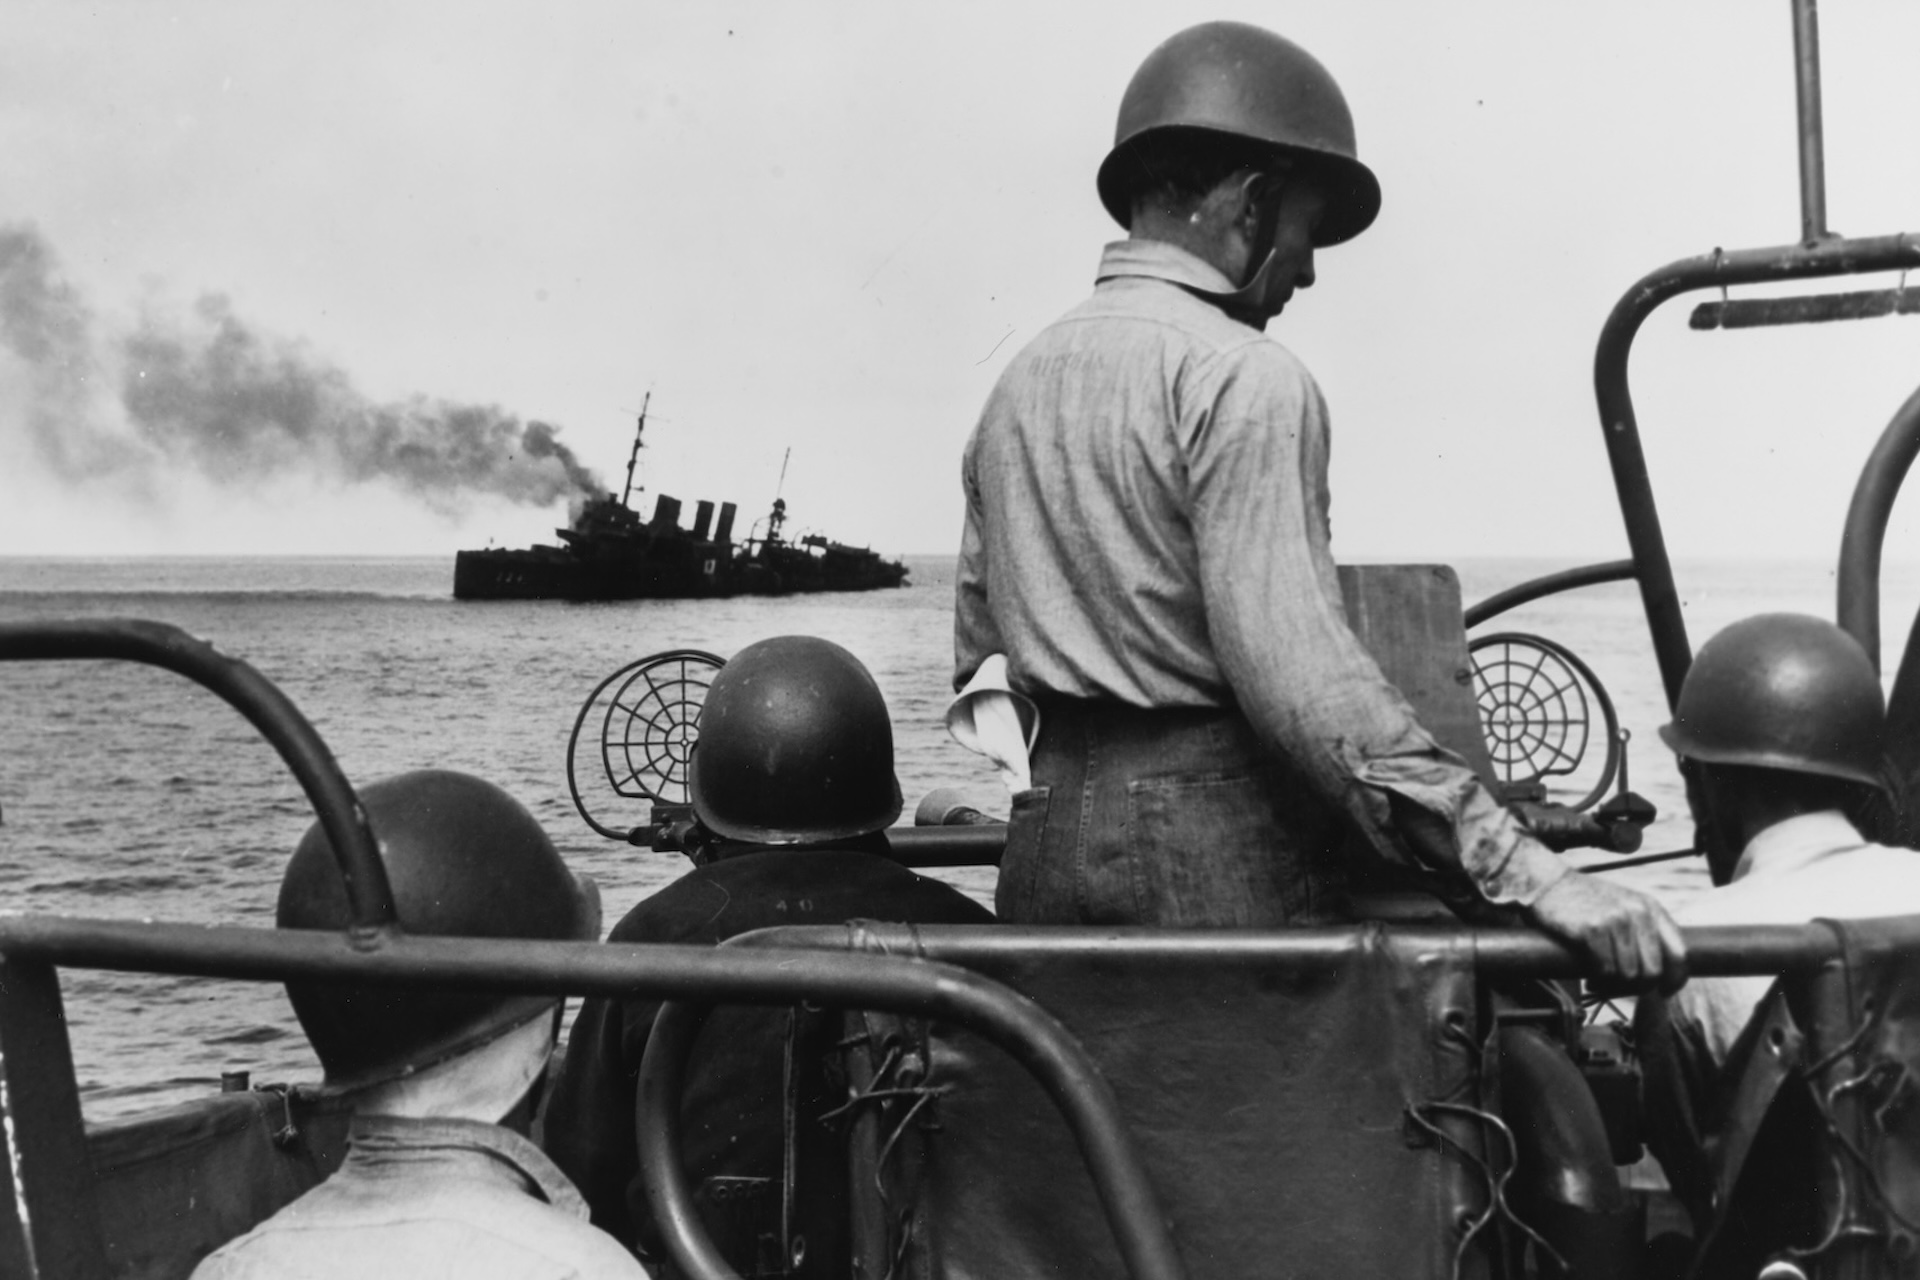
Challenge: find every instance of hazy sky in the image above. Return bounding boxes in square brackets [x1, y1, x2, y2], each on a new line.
[4, 2, 1919, 560]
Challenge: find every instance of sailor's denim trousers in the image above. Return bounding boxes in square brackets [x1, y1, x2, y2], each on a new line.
[995, 699, 1352, 928]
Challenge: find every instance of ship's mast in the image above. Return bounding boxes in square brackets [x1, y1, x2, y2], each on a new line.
[767, 447, 791, 541]
[620, 391, 651, 509]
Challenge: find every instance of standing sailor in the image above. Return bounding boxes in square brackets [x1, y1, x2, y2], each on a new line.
[955, 20, 1684, 986]
[1636, 614, 1920, 1236]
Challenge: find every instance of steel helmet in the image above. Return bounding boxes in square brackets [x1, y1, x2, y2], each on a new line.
[277, 769, 599, 1089]
[1096, 20, 1382, 245]
[1659, 613, 1887, 790]
[689, 635, 903, 844]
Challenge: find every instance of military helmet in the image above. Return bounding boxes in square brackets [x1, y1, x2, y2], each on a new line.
[689, 635, 902, 844]
[1658, 613, 1887, 790]
[1096, 20, 1382, 245]
[277, 769, 599, 1090]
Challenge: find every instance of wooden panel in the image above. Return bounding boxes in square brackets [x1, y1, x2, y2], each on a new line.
[1337, 564, 1495, 785]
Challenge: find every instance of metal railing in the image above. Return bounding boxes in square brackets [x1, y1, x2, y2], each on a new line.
[1466, 0, 1920, 714]
[0, 620, 397, 931]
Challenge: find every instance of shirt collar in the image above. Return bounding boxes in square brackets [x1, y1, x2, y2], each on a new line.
[1094, 239, 1239, 295]
[348, 1113, 591, 1218]
[1732, 810, 1867, 883]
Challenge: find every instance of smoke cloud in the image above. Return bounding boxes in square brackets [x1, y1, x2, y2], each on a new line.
[0, 224, 603, 514]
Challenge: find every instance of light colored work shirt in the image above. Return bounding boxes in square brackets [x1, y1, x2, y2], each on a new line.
[956, 239, 1562, 907]
[190, 1114, 646, 1280]
[1669, 810, 1920, 1062]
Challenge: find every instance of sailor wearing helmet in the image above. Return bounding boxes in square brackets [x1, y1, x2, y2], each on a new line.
[542, 637, 992, 1273]
[954, 21, 1685, 986]
[1636, 615, 1920, 1239]
[191, 771, 644, 1280]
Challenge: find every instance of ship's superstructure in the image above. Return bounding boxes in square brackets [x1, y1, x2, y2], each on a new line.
[453, 399, 907, 601]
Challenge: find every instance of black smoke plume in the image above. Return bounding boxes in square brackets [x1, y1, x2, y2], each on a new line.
[0, 224, 603, 512]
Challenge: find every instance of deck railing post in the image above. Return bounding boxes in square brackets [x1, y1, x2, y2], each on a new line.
[0, 957, 109, 1280]
[1791, 0, 1829, 244]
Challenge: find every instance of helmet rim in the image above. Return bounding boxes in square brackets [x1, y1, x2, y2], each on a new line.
[687, 636, 903, 845]
[1659, 613, 1888, 794]
[1096, 126, 1381, 246]
[1657, 721, 1887, 791]
[1096, 21, 1381, 244]
[690, 750, 904, 845]
[278, 769, 597, 1089]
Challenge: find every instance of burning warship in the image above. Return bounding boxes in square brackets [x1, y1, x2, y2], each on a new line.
[452, 397, 910, 601]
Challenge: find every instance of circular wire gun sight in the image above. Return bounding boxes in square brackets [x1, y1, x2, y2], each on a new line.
[566, 648, 725, 845]
[1468, 632, 1622, 813]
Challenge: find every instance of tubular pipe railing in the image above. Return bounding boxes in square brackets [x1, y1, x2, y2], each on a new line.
[1836, 381, 1920, 670]
[701, 920, 1871, 979]
[637, 962, 1175, 1280]
[0, 912, 1888, 1280]
[0, 918, 1181, 1280]
[0, 914, 1867, 987]
[1462, 559, 1638, 630]
[0, 620, 397, 931]
[1592, 232, 1920, 710]
[1792, 0, 1828, 245]
[638, 1004, 769, 1280]
[0, 910, 1900, 1280]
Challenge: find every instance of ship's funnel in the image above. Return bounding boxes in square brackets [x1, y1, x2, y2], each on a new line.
[692, 499, 714, 540]
[715, 501, 737, 544]
[651, 494, 682, 530]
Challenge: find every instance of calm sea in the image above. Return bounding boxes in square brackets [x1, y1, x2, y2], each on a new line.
[2, 553, 1916, 1121]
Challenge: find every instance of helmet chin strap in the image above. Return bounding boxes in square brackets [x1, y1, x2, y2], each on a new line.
[1180, 248, 1280, 330]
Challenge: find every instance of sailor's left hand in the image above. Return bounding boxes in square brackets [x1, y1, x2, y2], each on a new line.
[1524, 870, 1689, 994]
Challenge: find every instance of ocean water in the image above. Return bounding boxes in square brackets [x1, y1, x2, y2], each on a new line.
[2, 553, 1917, 1121]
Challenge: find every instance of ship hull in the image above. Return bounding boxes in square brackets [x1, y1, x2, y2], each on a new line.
[453, 547, 906, 601]
[454, 547, 732, 601]
[454, 488, 909, 602]
[735, 546, 910, 596]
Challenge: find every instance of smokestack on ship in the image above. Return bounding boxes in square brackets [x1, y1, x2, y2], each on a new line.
[452, 400, 906, 602]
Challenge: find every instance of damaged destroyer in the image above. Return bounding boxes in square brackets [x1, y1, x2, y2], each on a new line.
[452, 398, 909, 601]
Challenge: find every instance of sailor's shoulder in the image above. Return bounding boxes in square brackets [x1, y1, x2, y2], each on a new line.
[188, 1167, 648, 1279]
[608, 848, 990, 942]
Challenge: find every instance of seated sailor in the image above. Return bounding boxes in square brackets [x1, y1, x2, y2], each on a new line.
[541, 635, 994, 1272]
[1635, 614, 1920, 1230]
[192, 769, 645, 1280]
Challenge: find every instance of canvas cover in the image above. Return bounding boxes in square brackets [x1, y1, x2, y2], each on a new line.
[86, 1088, 351, 1280]
[1691, 916, 1920, 1280]
[801, 923, 1498, 1280]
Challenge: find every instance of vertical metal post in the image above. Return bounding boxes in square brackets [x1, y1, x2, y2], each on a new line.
[1835, 382, 1920, 669]
[0, 958, 109, 1280]
[1594, 304, 1694, 711]
[1791, 0, 1828, 243]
